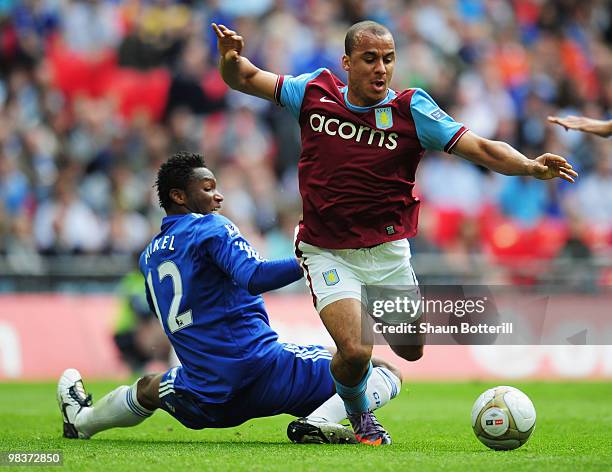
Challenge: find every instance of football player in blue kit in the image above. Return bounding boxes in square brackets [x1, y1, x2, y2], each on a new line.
[57, 151, 402, 444]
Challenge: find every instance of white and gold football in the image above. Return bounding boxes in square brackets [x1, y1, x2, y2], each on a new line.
[471, 386, 536, 450]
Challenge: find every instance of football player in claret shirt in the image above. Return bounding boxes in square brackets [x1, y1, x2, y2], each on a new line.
[213, 20, 578, 445]
[57, 151, 402, 445]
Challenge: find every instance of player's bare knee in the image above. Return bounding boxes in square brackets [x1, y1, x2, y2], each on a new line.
[338, 343, 372, 367]
[137, 374, 161, 410]
[391, 344, 423, 362]
[402, 345, 423, 362]
[386, 363, 403, 383]
[371, 356, 403, 383]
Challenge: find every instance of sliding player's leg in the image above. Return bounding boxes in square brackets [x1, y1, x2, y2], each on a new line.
[305, 353, 401, 423]
[57, 368, 159, 439]
[288, 352, 402, 444]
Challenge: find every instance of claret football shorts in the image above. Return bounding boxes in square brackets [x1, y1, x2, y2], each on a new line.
[296, 238, 420, 319]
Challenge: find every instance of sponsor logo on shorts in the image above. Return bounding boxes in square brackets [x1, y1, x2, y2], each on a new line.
[385, 225, 396, 235]
[323, 269, 340, 286]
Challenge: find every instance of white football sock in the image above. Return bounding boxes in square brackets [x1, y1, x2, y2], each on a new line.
[307, 366, 401, 423]
[75, 382, 153, 438]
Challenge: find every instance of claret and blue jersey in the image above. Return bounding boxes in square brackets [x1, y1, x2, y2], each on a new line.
[275, 68, 469, 249]
[278, 67, 466, 152]
[139, 212, 284, 404]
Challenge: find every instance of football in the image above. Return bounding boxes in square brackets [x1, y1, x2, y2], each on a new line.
[471, 386, 536, 450]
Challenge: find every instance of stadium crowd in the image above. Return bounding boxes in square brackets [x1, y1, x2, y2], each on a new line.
[0, 0, 610, 284]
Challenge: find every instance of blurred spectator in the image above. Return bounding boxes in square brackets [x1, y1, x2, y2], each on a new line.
[113, 258, 171, 374]
[32, 173, 107, 254]
[498, 175, 551, 227]
[214, 163, 257, 228]
[0, 0, 609, 285]
[558, 213, 593, 261]
[106, 207, 152, 255]
[0, 149, 30, 217]
[568, 147, 612, 233]
[444, 215, 486, 282]
[5, 212, 44, 275]
[164, 37, 226, 118]
[553, 213, 594, 290]
[418, 153, 488, 216]
[61, 0, 122, 56]
[117, 0, 190, 69]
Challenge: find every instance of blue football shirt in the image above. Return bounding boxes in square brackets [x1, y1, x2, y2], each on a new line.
[139, 213, 284, 403]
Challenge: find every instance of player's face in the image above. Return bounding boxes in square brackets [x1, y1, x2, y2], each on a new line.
[184, 168, 224, 215]
[343, 32, 395, 107]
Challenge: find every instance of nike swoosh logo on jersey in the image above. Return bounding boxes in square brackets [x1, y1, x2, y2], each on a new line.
[320, 96, 336, 103]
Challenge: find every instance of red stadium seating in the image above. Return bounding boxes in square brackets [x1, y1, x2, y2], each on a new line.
[48, 40, 169, 121]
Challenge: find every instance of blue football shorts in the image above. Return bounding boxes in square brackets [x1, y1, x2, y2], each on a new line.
[157, 343, 335, 429]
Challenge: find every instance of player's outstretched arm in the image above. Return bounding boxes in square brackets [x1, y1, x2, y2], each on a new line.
[547, 115, 612, 138]
[451, 131, 578, 183]
[247, 258, 303, 295]
[212, 23, 278, 102]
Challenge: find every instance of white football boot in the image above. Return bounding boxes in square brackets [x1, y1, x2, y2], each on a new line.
[57, 368, 92, 439]
[287, 417, 358, 444]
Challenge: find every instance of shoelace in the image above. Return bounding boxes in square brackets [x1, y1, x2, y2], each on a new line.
[69, 382, 93, 407]
[366, 413, 385, 433]
[355, 412, 386, 437]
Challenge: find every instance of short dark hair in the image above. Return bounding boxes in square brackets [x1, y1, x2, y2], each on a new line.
[155, 151, 206, 209]
[345, 20, 392, 56]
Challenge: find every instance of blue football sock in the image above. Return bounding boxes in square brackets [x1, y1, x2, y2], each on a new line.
[332, 361, 373, 415]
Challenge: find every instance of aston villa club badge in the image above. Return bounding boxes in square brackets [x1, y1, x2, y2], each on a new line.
[323, 269, 340, 286]
[375, 107, 393, 130]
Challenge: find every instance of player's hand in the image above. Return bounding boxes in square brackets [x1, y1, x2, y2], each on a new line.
[547, 115, 612, 138]
[212, 23, 244, 63]
[530, 153, 578, 183]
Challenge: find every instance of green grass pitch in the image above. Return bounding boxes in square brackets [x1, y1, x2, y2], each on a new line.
[0, 381, 610, 471]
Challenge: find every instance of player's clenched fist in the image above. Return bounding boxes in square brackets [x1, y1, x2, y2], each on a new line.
[212, 23, 244, 62]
